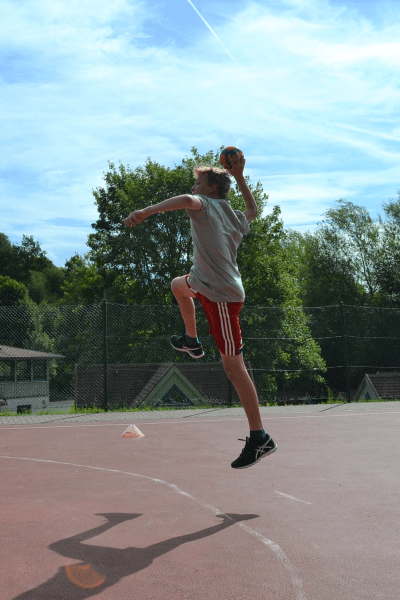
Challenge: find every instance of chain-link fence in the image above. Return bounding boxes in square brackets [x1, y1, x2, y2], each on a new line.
[1, 301, 399, 414]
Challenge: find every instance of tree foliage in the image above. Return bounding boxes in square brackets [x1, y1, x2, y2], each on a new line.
[0, 275, 31, 306]
[61, 255, 106, 304]
[0, 233, 65, 305]
[375, 192, 400, 306]
[290, 228, 366, 307]
[85, 150, 203, 303]
[287, 195, 400, 308]
[322, 199, 380, 297]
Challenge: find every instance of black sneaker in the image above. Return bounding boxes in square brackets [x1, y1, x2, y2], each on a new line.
[231, 434, 277, 469]
[170, 334, 205, 359]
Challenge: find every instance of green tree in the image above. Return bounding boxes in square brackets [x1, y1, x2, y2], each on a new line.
[61, 255, 106, 304]
[0, 233, 66, 304]
[0, 233, 25, 282]
[321, 199, 381, 300]
[87, 154, 197, 304]
[0, 234, 16, 275]
[382, 193, 400, 222]
[289, 229, 366, 307]
[0, 277, 35, 351]
[13, 235, 50, 282]
[286, 199, 384, 307]
[375, 191, 400, 306]
[42, 264, 67, 304]
[0, 275, 30, 306]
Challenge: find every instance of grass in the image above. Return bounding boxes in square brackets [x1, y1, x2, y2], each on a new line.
[0, 403, 243, 417]
[0, 397, 397, 417]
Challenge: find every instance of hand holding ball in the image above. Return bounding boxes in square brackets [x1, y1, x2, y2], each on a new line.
[219, 146, 244, 170]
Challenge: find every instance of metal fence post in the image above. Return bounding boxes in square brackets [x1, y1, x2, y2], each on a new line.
[340, 302, 351, 403]
[102, 299, 109, 412]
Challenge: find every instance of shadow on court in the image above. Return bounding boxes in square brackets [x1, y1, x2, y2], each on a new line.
[12, 511, 259, 599]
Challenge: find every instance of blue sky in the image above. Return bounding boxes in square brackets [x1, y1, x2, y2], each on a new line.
[1, 0, 400, 266]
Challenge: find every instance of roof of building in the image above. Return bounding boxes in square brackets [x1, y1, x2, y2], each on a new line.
[74, 361, 257, 408]
[356, 372, 400, 400]
[0, 345, 65, 360]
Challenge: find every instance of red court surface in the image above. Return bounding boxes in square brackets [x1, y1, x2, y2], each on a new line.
[1, 405, 400, 599]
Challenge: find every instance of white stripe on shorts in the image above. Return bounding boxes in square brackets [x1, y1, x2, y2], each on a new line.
[217, 302, 235, 356]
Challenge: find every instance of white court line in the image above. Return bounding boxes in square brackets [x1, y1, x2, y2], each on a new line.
[0, 454, 307, 600]
[275, 491, 312, 505]
[0, 410, 400, 431]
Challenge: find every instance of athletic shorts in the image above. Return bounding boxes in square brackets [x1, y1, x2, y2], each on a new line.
[185, 274, 244, 356]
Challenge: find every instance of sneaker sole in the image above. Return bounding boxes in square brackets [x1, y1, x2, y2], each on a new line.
[231, 445, 277, 469]
[169, 341, 205, 359]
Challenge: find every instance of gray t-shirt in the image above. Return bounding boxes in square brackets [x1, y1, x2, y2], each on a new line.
[185, 194, 250, 302]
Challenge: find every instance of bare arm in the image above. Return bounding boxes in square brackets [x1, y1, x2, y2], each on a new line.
[123, 194, 191, 228]
[228, 154, 258, 215]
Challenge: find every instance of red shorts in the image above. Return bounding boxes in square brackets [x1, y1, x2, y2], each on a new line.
[185, 274, 244, 356]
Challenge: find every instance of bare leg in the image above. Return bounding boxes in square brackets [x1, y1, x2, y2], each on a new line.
[171, 276, 197, 338]
[221, 353, 263, 431]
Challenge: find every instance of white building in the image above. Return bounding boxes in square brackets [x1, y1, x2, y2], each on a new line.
[0, 345, 64, 414]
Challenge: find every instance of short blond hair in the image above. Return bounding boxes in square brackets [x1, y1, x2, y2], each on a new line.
[193, 165, 232, 199]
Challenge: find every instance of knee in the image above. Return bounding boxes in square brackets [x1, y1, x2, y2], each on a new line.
[221, 359, 237, 380]
[221, 354, 246, 380]
[224, 367, 235, 381]
[171, 277, 180, 292]
[224, 366, 246, 386]
[171, 275, 196, 300]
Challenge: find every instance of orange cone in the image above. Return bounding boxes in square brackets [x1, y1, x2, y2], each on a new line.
[121, 424, 145, 438]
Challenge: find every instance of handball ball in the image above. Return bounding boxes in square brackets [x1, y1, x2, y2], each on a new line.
[220, 146, 244, 170]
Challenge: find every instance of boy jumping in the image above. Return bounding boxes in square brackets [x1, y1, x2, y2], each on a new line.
[123, 153, 277, 468]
